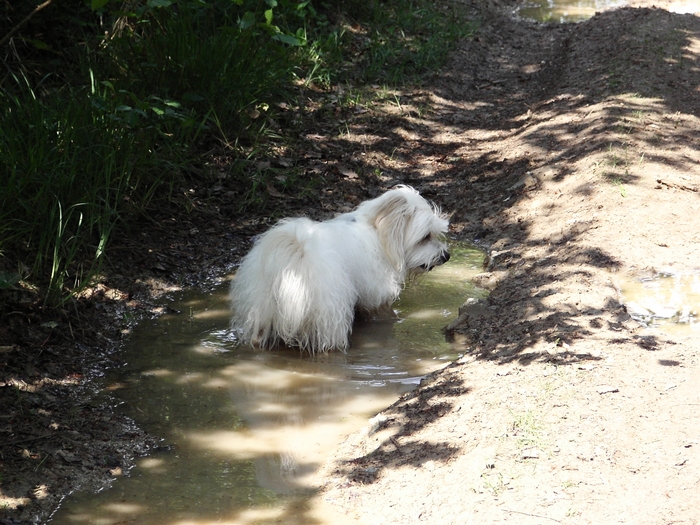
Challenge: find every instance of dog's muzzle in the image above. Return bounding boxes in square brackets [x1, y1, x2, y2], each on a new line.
[421, 249, 450, 271]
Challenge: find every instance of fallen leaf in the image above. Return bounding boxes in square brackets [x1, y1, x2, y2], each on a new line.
[337, 165, 358, 179]
[266, 182, 284, 198]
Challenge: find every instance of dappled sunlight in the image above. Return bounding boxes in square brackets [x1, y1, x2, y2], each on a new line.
[141, 368, 175, 377]
[104, 502, 146, 514]
[50, 243, 484, 524]
[52, 498, 348, 525]
[403, 307, 452, 320]
[201, 376, 231, 388]
[175, 372, 207, 385]
[139, 457, 168, 472]
[217, 361, 335, 390]
[191, 342, 230, 355]
[433, 74, 700, 361]
[183, 391, 391, 487]
[62, 503, 147, 525]
[8, 1, 700, 523]
[0, 492, 31, 510]
[190, 308, 230, 320]
[171, 507, 287, 525]
[683, 33, 700, 71]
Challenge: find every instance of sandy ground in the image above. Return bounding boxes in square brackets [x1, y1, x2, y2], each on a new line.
[314, 1, 700, 523]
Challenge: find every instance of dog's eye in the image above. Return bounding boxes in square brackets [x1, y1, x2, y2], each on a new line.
[421, 233, 432, 243]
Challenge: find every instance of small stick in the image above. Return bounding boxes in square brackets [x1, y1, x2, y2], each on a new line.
[0, 0, 55, 48]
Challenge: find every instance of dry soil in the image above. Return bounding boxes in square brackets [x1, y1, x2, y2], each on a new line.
[316, 2, 700, 524]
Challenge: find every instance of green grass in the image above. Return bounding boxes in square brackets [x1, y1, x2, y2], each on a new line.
[305, 0, 476, 86]
[510, 409, 543, 449]
[0, 74, 180, 304]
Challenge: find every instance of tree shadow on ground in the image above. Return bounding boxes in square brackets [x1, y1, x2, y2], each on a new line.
[327, 373, 469, 485]
[296, 7, 700, 366]
[288, 8, 700, 489]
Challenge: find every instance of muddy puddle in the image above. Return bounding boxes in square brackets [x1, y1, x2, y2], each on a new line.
[517, 0, 626, 22]
[49, 242, 485, 525]
[617, 270, 700, 335]
[518, 0, 700, 22]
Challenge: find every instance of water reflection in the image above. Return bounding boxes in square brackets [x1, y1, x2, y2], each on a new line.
[518, 0, 626, 22]
[519, 0, 700, 23]
[49, 243, 485, 525]
[618, 270, 700, 335]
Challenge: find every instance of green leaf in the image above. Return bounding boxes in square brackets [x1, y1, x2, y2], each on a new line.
[29, 39, 50, 50]
[271, 33, 302, 46]
[0, 272, 20, 289]
[147, 0, 173, 7]
[265, 0, 278, 6]
[264, 9, 273, 25]
[91, 97, 109, 111]
[183, 93, 205, 103]
[91, 0, 110, 10]
[239, 11, 256, 29]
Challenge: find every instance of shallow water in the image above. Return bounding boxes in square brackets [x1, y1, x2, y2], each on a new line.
[49, 243, 485, 525]
[519, 0, 700, 22]
[517, 0, 626, 22]
[617, 270, 700, 335]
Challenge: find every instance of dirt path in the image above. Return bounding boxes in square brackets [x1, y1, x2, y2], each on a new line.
[316, 3, 700, 523]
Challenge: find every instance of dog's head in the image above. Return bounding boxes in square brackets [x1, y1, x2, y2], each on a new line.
[360, 186, 450, 275]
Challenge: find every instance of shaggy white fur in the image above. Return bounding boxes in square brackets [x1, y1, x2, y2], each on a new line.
[229, 185, 450, 352]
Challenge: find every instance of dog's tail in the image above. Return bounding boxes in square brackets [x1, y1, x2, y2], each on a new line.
[230, 218, 354, 352]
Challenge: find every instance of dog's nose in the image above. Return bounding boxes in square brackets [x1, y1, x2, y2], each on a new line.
[420, 249, 451, 272]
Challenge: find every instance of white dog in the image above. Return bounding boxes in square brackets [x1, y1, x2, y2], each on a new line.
[229, 185, 450, 352]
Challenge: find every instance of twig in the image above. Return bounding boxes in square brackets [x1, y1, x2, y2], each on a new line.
[0, 0, 55, 49]
[2, 434, 53, 447]
[656, 179, 698, 193]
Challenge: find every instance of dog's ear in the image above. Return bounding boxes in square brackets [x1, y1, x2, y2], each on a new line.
[370, 193, 411, 272]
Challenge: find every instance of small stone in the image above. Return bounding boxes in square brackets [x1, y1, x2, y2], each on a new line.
[522, 448, 540, 459]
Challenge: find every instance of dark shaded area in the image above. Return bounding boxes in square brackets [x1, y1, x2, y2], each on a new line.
[0, 313, 161, 522]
